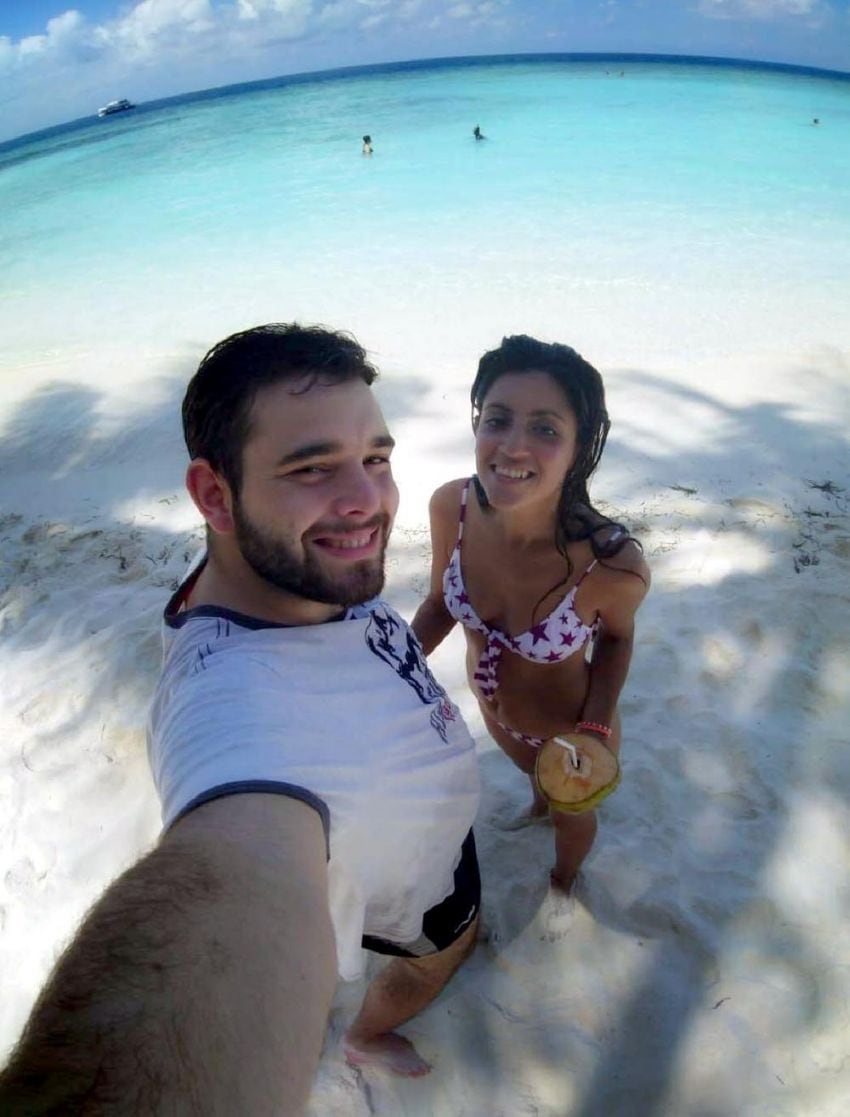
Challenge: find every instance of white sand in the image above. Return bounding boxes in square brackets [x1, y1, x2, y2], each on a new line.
[1, 338, 849, 1116]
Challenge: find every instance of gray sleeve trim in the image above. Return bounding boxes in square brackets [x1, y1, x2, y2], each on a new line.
[170, 781, 331, 859]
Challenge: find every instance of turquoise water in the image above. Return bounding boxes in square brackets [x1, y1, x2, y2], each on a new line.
[1, 55, 849, 375]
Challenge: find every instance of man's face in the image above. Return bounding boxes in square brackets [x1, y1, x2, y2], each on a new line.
[231, 376, 399, 607]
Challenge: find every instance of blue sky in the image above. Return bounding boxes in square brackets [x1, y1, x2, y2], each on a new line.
[1, 1, 848, 141]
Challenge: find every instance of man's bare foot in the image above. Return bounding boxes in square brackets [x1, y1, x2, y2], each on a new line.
[344, 1031, 432, 1077]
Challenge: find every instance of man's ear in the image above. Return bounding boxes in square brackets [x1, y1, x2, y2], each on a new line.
[186, 459, 235, 534]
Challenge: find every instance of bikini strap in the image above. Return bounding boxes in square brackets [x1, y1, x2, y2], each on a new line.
[575, 524, 628, 584]
[576, 558, 598, 585]
[456, 478, 472, 546]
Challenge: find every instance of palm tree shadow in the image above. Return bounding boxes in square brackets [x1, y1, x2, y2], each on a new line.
[2, 359, 849, 1116]
[386, 358, 850, 1115]
[578, 374, 847, 1115]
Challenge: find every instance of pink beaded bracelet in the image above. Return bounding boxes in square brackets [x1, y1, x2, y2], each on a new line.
[576, 720, 612, 739]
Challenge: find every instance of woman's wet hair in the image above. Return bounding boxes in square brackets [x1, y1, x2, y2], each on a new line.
[471, 334, 639, 585]
[182, 322, 377, 494]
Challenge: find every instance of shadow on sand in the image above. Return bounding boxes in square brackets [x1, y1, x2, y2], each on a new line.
[1, 362, 849, 1114]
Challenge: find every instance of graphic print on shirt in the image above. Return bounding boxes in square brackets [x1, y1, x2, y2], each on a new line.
[365, 604, 457, 742]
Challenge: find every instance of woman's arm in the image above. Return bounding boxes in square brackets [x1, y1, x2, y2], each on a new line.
[579, 545, 650, 734]
[411, 593, 457, 656]
[411, 483, 462, 656]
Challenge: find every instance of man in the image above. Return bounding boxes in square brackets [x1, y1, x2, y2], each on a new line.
[0, 324, 481, 1115]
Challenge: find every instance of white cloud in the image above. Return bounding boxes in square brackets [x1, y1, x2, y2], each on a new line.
[222, 0, 314, 49]
[4, 9, 88, 64]
[47, 9, 88, 39]
[354, 0, 394, 30]
[697, 0, 822, 20]
[237, 0, 313, 20]
[0, 0, 516, 138]
[95, 0, 217, 59]
[1, 0, 318, 76]
[316, 1, 352, 28]
[446, 0, 509, 25]
[125, 0, 215, 36]
[17, 36, 48, 58]
[1, 0, 510, 75]
[1, 3, 221, 73]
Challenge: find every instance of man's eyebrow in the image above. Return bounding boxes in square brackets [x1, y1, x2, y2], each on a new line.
[275, 441, 342, 469]
[275, 434, 395, 469]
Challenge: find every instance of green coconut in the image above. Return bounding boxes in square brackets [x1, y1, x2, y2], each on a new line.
[535, 732, 621, 815]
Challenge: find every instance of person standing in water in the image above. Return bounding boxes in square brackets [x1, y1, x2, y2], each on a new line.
[413, 335, 649, 894]
[362, 134, 373, 155]
[473, 125, 485, 140]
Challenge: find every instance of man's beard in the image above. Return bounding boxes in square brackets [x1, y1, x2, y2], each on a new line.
[232, 500, 390, 606]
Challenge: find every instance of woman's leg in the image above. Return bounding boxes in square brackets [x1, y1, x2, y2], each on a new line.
[550, 810, 598, 893]
[549, 726, 621, 891]
[480, 707, 548, 817]
[483, 707, 621, 888]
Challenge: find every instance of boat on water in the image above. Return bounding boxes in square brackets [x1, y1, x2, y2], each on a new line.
[98, 99, 135, 118]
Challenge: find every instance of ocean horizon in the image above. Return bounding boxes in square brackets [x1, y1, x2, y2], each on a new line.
[3, 50, 849, 153]
[3, 47, 848, 397]
[2, 45, 850, 1117]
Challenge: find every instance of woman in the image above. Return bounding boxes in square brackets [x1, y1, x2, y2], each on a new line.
[412, 335, 650, 892]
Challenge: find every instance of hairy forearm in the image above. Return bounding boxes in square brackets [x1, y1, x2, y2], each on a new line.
[0, 798, 336, 1116]
[411, 595, 456, 656]
[580, 633, 634, 728]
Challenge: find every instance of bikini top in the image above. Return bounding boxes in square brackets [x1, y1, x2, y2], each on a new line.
[442, 478, 600, 702]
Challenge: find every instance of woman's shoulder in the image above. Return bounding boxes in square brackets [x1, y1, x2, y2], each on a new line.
[427, 478, 470, 569]
[429, 477, 469, 518]
[590, 523, 650, 585]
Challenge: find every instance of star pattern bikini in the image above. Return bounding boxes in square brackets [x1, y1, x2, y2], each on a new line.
[442, 477, 601, 748]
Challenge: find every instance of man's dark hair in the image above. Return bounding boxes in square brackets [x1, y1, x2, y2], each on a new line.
[182, 323, 378, 492]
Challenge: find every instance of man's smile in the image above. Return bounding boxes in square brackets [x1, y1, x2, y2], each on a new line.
[310, 522, 383, 559]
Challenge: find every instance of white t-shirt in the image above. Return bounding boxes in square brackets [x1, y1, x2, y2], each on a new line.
[147, 589, 480, 980]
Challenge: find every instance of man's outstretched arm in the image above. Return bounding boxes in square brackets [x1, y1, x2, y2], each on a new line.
[0, 793, 336, 1116]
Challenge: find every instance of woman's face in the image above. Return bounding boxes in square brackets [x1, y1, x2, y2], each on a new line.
[474, 370, 579, 512]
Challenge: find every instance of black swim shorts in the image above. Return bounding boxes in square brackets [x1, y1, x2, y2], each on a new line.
[361, 830, 480, 958]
